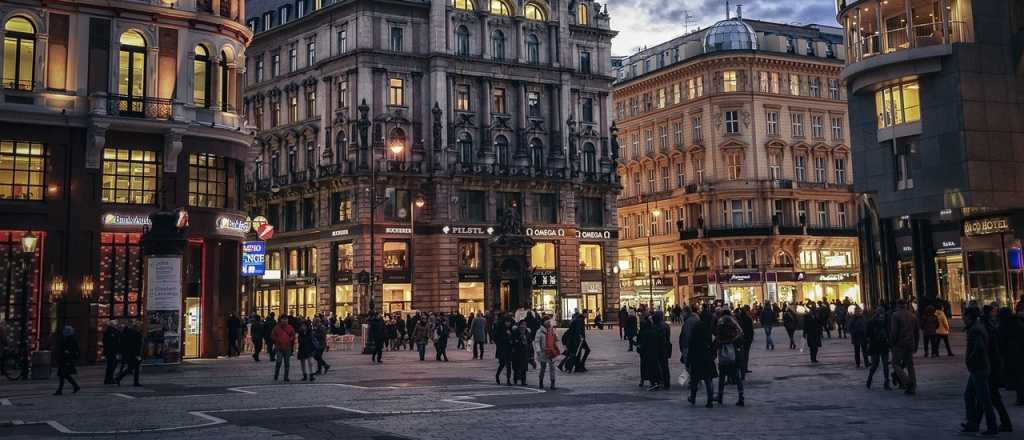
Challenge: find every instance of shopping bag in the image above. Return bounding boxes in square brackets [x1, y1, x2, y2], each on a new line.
[677, 370, 690, 387]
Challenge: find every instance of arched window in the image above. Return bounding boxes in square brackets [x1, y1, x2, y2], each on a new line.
[775, 251, 794, 267]
[495, 135, 510, 167]
[271, 151, 281, 176]
[577, 3, 589, 25]
[524, 2, 547, 21]
[491, 30, 505, 60]
[193, 45, 211, 107]
[220, 50, 231, 110]
[455, 25, 470, 56]
[526, 34, 540, 64]
[288, 147, 297, 173]
[387, 127, 406, 161]
[582, 142, 596, 173]
[490, 0, 512, 16]
[336, 129, 347, 164]
[118, 31, 147, 114]
[458, 132, 475, 164]
[3, 17, 35, 91]
[694, 254, 709, 270]
[530, 138, 544, 170]
[452, 0, 476, 10]
[254, 158, 263, 181]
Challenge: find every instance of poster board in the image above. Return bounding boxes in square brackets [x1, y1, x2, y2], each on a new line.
[144, 256, 182, 364]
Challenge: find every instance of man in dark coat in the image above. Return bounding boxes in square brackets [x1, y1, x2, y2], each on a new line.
[962, 307, 998, 435]
[116, 321, 144, 386]
[102, 320, 121, 384]
[618, 306, 628, 340]
[263, 312, 277, 362]
[866, 307, 891, 389]
[804, 303, 824, 363]
[890, 300, 919, 394]
[624, 311, 639, 351]
[369, 314, 386, 363]
[736, 306, 755, 374]
[250, 314, 264, 362]
[848, 307, 868, 368]
[653, 312, 672, 391]
[686, 312, 718, 407]
[759, 303, 777, 350]
[226, 313, 243, 357]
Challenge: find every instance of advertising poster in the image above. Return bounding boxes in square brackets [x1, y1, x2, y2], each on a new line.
[145, 256, 183, 365]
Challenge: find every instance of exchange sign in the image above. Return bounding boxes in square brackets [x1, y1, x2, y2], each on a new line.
[241, 240, 267, 276]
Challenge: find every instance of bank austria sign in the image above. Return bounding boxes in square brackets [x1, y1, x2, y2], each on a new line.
[102, 213, 152, 228]
[216, 215, 250, 236]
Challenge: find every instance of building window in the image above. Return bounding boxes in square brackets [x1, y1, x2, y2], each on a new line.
[455, 84, 471, 111]
[531, 139, 544, 170]
[332, 191, 353, 223]
[456, 25, 470, 56]
[768, 153, 781, 180]
[459, 190, 485, 221]
[388, 77, 404, 106]
[337, 79, 348, 108]
[527, 34, 540, 64]
[726, 152, 742, 180]
[272, 53, 281, 77]
[254, 101, 264, 130]
[496, 135, 511, 167]
[795, 155, 806, 182]
[528, 91, 541, 117]
[675, 161, 685, 187]
[0, 140, 45, 200]
[646, 168, 655, 193]
[834, 158, 846, 184]
[579, 244, 601, 271]
[759, 71, 770, 93]
[817, 201, 829, 227]
[837, 203, 848, 228]
[335, 242, 353, 272]
[493, 87, 507, 113]
[305, 89, 316, 119]
[383, 241, 408, 271]
[895, 140, 915, 190]
[722, 70, 737, 92]
[630, 133, 639, 159]
[660, 165, 670, 190]
[455, 240, 481, 271]
[102, 148, 158, 204]
[193, 45, 211, 107]
[811, 115, 824, 138]
[789, 74, 800, 96]
[390, 27, 403, 52]
[452, 0, 475, 10]
[492, 30, 506, 60]
[288, 94, 299, 123]
[831, 117, 843, 141]
[490, 0, 512, 15]
[302, 197, 316, 229]
[828, 78, 840, 100]
[337, 25, 348, 53]
[534, 193, 558, 224]
[692, 115, 703, 142]
[791, 112, 804, 137]
[656, 88, 666, 109]
[582, 143, 596, 173]
[582, 97, 593, 123]
[809, 77, 820, 97]
[188, 153, 233, 208]
[524, 1, 547, 21]
[694, 157, 704, 184]
[579, 50, 591, 74]
[288, 45, 297, 71]
[117, 31, 147, 108]
[724, 110, 739, 134]
[876, 81, 920, 128]
[766, 111, 779, 135]
[306, 39, 316, 66]
[673, 122, 683, 146]
[814, 156, 827, 183]
[644, 129, 653, 153]
[658, 126, 667, 150]
[577, 2, 589, 25]
[271, 99, 281, 126]
[673, 83, 681, 104]
[458, 132, 475, 164]
[531, 242, 556, 269]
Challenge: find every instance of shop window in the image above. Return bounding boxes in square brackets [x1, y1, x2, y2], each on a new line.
[579, 244, 602, 271]
[188, 153, 234, 208]
[459, 190, 486, 222]
[288, 249, 301, 277]
[0, 140, 45, 201]
[287, 286, 317, 319]
[383, 241, 408, 271]
[533, 193, 557, 224]
[800, 250, 819, 268]
[99, 232, 144, 319]
[102, 148, 159, 204]
[254, 288, 280, 318]
[382, 283, 412, 313]
[268, 251, 282, 271]
[334, 284, 353, 318]
[332, 191, 353, 223]
[458, 282, 485, 316]
[383, 188, 411, 220]
[875, 81, 920, 128]
[335, 242, 353, 273]
[0, 231, 41, 320]
[531, 242, 556, 270]
[459, 240, 481, 269]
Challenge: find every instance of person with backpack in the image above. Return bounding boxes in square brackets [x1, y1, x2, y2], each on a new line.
[714, 308, 745, 406]
[534, 316, 559, 389]
[866, 306, 891, 390]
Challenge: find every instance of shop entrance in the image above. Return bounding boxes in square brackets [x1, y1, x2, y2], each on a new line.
[184, 297, 201, 359]
[500, 279, 523, 312]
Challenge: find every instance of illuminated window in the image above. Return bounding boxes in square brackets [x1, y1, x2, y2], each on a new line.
[524, 2, 547, 21]
[875, 81, 920, 128]
[531, 242, 556, 269]
[722, 70, 737, 92]
[577, 3, 589, 25]
[288, 94, 298, 123]
[188, 153, 234, 208]
[102, 148, 159, 204]
[493, 87, 507, 113]
[456, 84, 470, 111]
[3, 17, 35, 90]
[789, 74, 801, 96]
[490, 0, 512, 15]
[0, 140, 45, 201]
[118, 31, 147, 112]
[332, 191, 353, 223]
[452, 0, 476, 10]
[388, 77, 404, 106]
[800, 250, 818, 268]
[383, 241, 408, 271]
[579, 244, 602, 270]
[98, 233, 144, 319]
[334, 284, 353, 318]
[335, 242, 353, 272]
[193, 45, 210, 107]
[458, 240, 481, 269]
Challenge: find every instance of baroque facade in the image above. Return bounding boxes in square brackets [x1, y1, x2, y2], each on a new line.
[242, 0, 619, 322]
[613, 15, 860, 308]
[0, 0, 252, 359]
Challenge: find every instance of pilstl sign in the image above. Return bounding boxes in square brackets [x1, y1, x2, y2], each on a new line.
[964, 217, 1011, 237]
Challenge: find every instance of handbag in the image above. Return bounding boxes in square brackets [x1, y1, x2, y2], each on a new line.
[677, 370, 689, 387]
[718, 343, 737, 365]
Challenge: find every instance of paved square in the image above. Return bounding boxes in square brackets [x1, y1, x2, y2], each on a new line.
[1, 327, 1020, 439]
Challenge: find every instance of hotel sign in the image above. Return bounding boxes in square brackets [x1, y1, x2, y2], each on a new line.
[102, 213, 152, 228]
[964, 217, 1011, 237]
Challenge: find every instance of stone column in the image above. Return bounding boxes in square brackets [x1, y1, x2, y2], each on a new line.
[210, 53, 223, 111]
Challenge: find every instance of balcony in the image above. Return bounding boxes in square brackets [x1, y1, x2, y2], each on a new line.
[291, 170, 307, 184]
[704, 223, 773, 238]
[840, 0, 972, 65]
[273, 174, 289, 187]
[807, 225, 857, 237]
[106, 94, 172, 120]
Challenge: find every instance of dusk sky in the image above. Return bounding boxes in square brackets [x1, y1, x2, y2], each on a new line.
[608, 0, 841, 55]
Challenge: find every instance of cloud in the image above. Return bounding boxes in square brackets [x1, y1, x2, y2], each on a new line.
[608, 0, 840, 55]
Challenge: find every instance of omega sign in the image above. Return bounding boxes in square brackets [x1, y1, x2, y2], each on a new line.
[526, 227, 565, 237]
[964, 217, 1011, 237]
[577, 230, 612, 240]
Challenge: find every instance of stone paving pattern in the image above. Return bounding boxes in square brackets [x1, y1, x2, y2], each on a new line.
[1, 327, 1020, 439]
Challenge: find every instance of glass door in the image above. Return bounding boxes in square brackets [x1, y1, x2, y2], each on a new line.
[184, 297, 201, 359]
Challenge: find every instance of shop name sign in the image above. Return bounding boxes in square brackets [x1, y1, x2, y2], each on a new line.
[216, 216, 250, 235]
[241, 241, 266, 276]
[532, 271, 559, 288]
[331, 229, 351, 237]
[385, 227, 412, 234]
[103, 213, 152, 228]
[442, 226, 495, 235]
[964, 217, 1011, 237]
[816, 272, 855, 282]
[577, 230, 613, 240]
[526, 227, 565, 237]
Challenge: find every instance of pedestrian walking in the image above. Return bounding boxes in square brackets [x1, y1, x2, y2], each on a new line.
[369, 314, 386, 363]
[936, 306, 955, 357]
[511, 321, 530, 385]
[961, 306, 999, 435]
[296, 322, 316, 381]
[226, 313, 242, 357]
[534, 316, 559, 389]
[922, 305, 939, 358]
[804, 303, 824, 363]
[102, 320, 120, 384]
[471, 313, 488, 359]
[250, 314, 265, 362]
[981, 306, 1013, 431]
[686, 312, 718, 407]
[494, 318, 513, 385]
[414, 318, 430, 360]
[312, 320, 330, 375]
[866, 306, 891, 390]
[848, 306, 868, 368]
[736, 305, 754, 374]
[434, 314, 450, 362]
[115, 321, 143, 386]
[783, 305, 798, 349]
[890, 300, 920, 394]
[715, 309, 744, 406]
[835, 301, 848, 339]
[760, 303, 777, 350]
[624, 310, 638, 351]
[271, 316, 295, 381]
[264, 313, 277, 362]
[637, 316, 659, 389]
[53, 325, 81, 395]
[997, 307, 1024, 406]
[618, 306, 628, 340]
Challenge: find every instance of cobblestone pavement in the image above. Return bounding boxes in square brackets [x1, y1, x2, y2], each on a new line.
[1, 327, 1021, 439]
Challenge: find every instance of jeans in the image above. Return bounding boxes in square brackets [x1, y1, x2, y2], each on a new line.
[690, 377, 714, 404]
[717, 363, 744, 401]
[892, 347, 916, 391]
[104, 355, 118, 383]
[417, 342, 427, 360]
[299, 357, 314, 377]
[372, 341, 384, 363]
[539, 360, 556, 387]
[853, 341, 869, 367]
[274, 351, 292, 380]
[965, 372, 997, 432]
[867, 351, 889, 387]
[473, 340, 486, 359]
[764, 326, 774, 350]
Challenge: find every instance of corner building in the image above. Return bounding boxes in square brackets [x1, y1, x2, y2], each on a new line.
[839, 0, 1024, 313]
[242, 0, 619, 322]
[0, 0, 252, 359]
[613, 16, 860, 308]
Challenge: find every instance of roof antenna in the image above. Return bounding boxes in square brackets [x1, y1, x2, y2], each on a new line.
[726, 0, 730, 19]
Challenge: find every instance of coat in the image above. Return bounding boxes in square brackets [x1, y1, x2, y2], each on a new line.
[470, 316, 488, 342]
[120, 327, 143, 359]
[848, 315, 867, 345]
[624, 314, 638, 338]
[102, 327, 120, 357]
[534, 325, 559, 362]
[413, 323, 430, 344]
[935, 310, 951, 336]
[271, 322, 296, 353]
[803, 312, 823, 348]
[890, 309, 919, 352]
[297, 330, 315, 359]
[997, 313, 1024, 387]
[966, 321, 990, 374]
[494, 325, 512, 362]
[685, 318, 718, 381]
[55, 335, 80, 376]
[866, 316, 890, 355]
[637, 322, 660, 382]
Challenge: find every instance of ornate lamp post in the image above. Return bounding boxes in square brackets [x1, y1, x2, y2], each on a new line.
[16, 231, 38, 379]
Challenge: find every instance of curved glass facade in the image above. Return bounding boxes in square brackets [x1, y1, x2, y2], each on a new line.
[703, 19, 759, 52]
[839, 0, 973, 63]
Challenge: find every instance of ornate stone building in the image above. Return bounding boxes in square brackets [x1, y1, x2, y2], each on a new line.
[0, 0, 251, 359]
[613, 14, 860, 308]
[242, 0, 619, 322]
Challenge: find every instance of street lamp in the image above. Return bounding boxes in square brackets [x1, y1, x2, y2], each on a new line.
[16, 231, 38, 380]
[648, 205, 660, 310]
[50, 274, 66, 334]
[80, 275, 95, 300]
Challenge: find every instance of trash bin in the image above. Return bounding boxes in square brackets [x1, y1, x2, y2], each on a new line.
[31, 350, 52, 380]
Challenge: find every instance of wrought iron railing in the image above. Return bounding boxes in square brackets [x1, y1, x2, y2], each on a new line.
[106, 94, 172, 120]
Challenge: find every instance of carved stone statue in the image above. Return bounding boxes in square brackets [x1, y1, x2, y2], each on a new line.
[500, 205, 523, 236]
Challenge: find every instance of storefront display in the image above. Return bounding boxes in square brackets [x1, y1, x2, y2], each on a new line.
[382, 283, 412, 313]
[254, 287, 280, 317]
[458, 282, 485, 316]
[286, 285, 317, 319]
[802, 272, 860, 304]
[334, 284, 354, 318]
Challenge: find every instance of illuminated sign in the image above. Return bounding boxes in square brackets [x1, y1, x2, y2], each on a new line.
[241, 241, 266, 276]
[812, 272, 856, 282]
[102, 213, 152, 228]
[577, 230, 612, 240]
[385, 227, 412, 234]
[331, 229, 351, 237]
[964, 217, 1011, 237]
[442, 226, 494, 235]
[526, 227, 565, 237]
[217, 216, 250, 235]
[532, 271, 559, 288]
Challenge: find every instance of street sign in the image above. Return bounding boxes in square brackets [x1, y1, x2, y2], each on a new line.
[256, 223, 274, 240]
[241, 240, 266, 276]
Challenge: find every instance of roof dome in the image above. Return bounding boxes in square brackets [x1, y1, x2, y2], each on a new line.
[703, 17, 758, 53]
